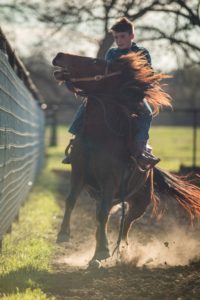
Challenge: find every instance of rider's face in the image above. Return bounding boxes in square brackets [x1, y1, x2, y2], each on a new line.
[112, 31, 134, 49]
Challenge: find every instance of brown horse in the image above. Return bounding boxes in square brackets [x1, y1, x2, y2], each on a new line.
[52, 52, 200, 265]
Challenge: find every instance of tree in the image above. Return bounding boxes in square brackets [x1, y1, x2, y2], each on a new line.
[1, 0, 200, 67]
[34, 0, 200, 66]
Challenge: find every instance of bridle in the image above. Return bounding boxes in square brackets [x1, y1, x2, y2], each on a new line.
[57, 60, 131, 137]
[70, 71, 121, 82]
[62, 61, 121, 83]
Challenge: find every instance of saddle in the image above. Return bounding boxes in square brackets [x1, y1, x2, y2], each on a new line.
[62, 138, 160, 172]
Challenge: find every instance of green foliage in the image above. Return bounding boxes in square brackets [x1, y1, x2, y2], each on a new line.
[0, 288, 55, 300]
[150, 126, 200, 171]
[169, 68, 200, 109]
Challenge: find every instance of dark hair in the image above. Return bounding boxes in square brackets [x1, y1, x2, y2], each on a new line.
[110, 17, 134, 34]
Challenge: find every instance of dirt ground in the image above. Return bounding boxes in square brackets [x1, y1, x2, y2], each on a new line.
[48, 170, 200, 300]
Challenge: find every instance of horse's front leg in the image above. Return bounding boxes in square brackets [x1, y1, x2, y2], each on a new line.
[91, 188, 114, 262]
[57, 186, 82, 243]
[57, 138, 85, 243]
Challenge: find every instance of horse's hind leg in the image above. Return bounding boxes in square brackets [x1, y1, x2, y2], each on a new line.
[121, 178, 152, 246]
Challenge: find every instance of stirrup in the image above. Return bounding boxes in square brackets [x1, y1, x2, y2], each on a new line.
[131, 155, 160, 172]
[64, 138, 74, 156]
[138, 156, 160, 172]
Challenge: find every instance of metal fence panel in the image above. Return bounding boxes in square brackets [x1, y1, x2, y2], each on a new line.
[0, 49, 44, 240]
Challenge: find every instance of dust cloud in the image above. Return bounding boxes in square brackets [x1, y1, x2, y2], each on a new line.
[57, 248, 94, 267]
[56, 224, 200, 269]
[118, 223, 200, 268]
[55, 203, 200, 269]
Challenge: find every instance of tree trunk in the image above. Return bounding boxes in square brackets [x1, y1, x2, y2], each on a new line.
[97, 32, 114, 59]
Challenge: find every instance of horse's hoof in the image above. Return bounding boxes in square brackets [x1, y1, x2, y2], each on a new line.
[56, 233, 70, 243]
[88, 259, 101, 270]
[119, 241, 128, 254]
[93, 249, 110, 261]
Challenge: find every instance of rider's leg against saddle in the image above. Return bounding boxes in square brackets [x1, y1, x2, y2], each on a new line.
[130, 104, 160, 169]
[62, 104, 86, 164]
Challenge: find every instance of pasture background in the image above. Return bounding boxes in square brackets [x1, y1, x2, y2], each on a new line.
[46, 125, 200, 172]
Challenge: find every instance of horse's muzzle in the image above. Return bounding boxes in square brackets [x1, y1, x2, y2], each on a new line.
[53, 70, 70, 81]
[52, 52, 65, 66]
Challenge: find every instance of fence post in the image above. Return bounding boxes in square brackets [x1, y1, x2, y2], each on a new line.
[0, 239, 2, 254]
[49, 106, 58, 147]
[0, 36, 6, 54]
[192, 110, 197, 169]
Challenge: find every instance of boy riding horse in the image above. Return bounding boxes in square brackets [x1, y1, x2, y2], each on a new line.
[62, 17, 160, 170]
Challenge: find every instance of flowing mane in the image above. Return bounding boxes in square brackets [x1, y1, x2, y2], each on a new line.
[119, 52, 172, 115]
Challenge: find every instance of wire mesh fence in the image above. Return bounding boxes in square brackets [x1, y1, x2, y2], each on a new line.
[0, 31, 45, 244]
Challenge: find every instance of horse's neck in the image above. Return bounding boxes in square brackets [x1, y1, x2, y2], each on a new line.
[82, 96, 126, 141]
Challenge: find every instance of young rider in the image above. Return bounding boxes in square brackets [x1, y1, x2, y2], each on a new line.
[62, 17, 160, 169]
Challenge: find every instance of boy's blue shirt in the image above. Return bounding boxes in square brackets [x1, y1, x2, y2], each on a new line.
[105, 42, 151, 65]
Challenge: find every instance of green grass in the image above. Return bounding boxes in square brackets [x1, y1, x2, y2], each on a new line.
[46, 124, 200, 172]
[0, 289, 53, 300]
[150, 126, 200, 171]
[0, 147, 61, 299]
[45, 125, 72, 172]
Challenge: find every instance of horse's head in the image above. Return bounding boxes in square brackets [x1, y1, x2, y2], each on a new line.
[52, 52, 172, 114]
[52, 52, 122, 93]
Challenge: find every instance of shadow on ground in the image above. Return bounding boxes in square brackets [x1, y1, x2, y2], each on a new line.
[0, 262, 200, 300]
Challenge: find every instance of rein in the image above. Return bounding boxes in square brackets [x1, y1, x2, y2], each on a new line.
[88, 94, 127, 137]
[63, 62, 129, 137]
[62, 61, 132, 138]
[112, 167, 127, 257]
[77, 90, 133, 138]
[63, 61, 121, 83]
[70, 71, 121, 82]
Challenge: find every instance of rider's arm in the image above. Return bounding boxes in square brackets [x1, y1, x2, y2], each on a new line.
[105, 48, 116, 63]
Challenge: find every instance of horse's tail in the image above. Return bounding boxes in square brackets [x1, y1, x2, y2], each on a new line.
[153, 167, 200, 219]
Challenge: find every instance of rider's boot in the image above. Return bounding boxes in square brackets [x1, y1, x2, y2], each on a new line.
[62, 153, 71, 164]
[62, 139, 74, 165]
[130, 141, 160, 171]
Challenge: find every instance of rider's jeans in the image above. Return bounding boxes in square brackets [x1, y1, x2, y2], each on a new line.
[134, 100, 152, 143]
[69, 103, 86, 135]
